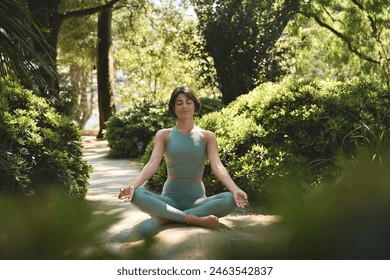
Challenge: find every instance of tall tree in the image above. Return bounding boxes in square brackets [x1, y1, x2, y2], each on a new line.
[26, 0, 122, 107]
[113, 0, 206, 102]
[192, 0, 300, 104]
[57, 12, 98, 128]
[97, 8, 116, 139]
[299, 0, 390, 89]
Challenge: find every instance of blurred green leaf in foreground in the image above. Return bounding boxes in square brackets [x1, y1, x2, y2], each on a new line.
[276, 150, 390, 259]
[0, 192, 121, 259]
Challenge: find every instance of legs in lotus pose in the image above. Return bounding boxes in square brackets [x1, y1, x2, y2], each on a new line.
[130, 188, 236, 236]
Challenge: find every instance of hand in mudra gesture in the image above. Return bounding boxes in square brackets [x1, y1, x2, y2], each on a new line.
[233, 189, 249, 208]
[118, 186, 135, 202]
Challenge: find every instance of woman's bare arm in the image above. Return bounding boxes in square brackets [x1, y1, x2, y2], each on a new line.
[118, 129, 169, 201]
[203, 130, 249, 208]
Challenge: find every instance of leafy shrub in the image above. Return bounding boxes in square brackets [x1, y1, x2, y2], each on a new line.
[275, 151, 390, 259]
[223, 150, 390, 259]
[105, 97, 225, 158]
[143, 79, 389, 205]
[105, 99, 174, 158]
[0, 78, 91, 198]
[0, 192, 118, 259]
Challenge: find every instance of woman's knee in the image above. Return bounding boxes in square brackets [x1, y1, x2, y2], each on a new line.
[218, 192, 234, 203]
[131, 188, 149, 206]
[135, 218, 159, 238]
[222, 192, 237, 209]
[215, 192, 237, 216]
[133, 188, 146, 197]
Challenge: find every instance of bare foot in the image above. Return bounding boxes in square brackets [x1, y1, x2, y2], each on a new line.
[185, 215, 219, 230]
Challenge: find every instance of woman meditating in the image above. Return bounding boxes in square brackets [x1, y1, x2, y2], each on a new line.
[118, 86, 249, 235]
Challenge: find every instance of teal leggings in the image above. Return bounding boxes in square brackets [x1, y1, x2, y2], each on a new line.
[130, 188, 236, 236]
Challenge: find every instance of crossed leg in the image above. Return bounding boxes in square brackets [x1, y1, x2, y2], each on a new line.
[130, 188, 236, 234]
[186, 192, 237, 217]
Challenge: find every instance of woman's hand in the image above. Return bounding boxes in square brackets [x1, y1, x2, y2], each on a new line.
[118, 186, 135, 202]
[233, 189, 249, 208]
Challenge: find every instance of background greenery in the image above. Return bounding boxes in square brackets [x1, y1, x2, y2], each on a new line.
[105, 96, 224, 157]
[141, 79, 389, 206]
[1, 0, 389, 259]
[0, 77, 91, 198]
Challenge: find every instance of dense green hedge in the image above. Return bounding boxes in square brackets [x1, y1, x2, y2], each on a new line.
[105, 97, 225, 158]
[143, 79, 389, 205]
[0, 78, 91, 198]
[277, 153, 390, 259]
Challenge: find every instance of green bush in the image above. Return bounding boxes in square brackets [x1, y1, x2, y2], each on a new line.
[0, 78, 91, 198]
[275, 151, 390, 259]
[105, 97, 225, 158]
[0, 190, 166, 259]
[0, 192, 119, 259]
[105, 99, 174, 158]
[223, 150, 390, 259]
[143, 79, 389, 205]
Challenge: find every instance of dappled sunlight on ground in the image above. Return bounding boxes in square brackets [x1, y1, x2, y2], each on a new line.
[221, 215, 291, 259]
[83, 136, 141, 205]
[222, 214, 281, 227]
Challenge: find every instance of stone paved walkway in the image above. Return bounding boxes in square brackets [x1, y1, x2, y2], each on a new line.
[82, 136, 290, 259]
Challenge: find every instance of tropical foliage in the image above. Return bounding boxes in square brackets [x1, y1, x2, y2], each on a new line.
[0, 0, 55, 88]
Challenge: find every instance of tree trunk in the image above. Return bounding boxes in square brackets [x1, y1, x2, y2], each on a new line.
[96, 8, 116, 139]
[71, 66, 94, 129]
[27, 0, 121, 113]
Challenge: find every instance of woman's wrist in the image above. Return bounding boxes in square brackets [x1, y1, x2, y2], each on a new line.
[228, 185, 241, 193]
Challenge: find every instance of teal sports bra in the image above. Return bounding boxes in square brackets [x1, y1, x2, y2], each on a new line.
[165, 126, 206, 179]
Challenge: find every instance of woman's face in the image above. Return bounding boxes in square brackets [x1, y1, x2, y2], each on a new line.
[174, 93, 195, 119]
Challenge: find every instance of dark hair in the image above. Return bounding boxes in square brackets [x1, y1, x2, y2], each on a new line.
[168, 86, 201, 118]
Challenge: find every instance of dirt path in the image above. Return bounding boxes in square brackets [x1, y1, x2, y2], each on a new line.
[82, 136, 290, 259]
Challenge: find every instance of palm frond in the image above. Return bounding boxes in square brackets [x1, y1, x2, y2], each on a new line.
[0, 0, 56, 88]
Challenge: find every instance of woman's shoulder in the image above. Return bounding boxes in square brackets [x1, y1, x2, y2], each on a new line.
[199, 128, 217, 143]
[156, 127, 173, 134]
[200, 128, 215, 136]
[155, 127, 173, 140]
